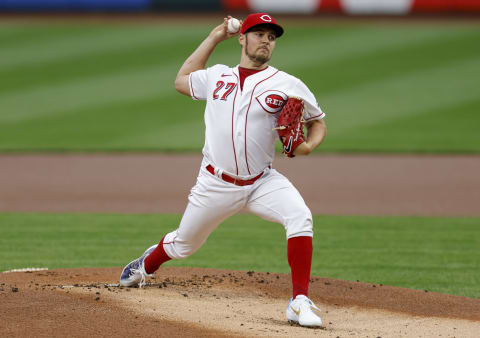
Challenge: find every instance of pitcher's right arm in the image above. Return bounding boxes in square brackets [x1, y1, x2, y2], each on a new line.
[174, 16, 240, 96]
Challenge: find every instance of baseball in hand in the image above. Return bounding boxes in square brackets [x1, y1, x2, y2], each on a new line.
[227, 18, 241, 33]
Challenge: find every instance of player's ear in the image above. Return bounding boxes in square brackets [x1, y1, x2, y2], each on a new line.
[238, 33, 245, 47]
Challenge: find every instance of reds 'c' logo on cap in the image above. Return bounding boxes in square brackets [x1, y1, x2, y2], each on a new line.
[260, 15, 272, 22]
[255, 90, 287, 114]
[241, 13, 284, 37]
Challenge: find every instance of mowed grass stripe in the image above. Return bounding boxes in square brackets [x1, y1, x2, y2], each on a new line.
[0, 213, 478, 298]
[321, 57, 480, 133]
[0, 25, 207, 71]
[0, 95, 206, 150]
[0, 34, 205, 93]
[0, 24, 101, 45]
[0, 25, 118, 69]
[0, 62, 179, 123]
[326, 97, 480, 152]
[295, 29, 480, 95]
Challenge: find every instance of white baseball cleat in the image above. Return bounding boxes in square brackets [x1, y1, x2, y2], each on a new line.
[119, 244, 157, 287]
[286, 294, 323, 327]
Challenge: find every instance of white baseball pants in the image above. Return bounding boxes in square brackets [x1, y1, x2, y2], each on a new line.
[162, 161, 313, 260]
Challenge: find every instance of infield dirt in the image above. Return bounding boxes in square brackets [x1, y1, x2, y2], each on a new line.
[1, 153, 480, 216]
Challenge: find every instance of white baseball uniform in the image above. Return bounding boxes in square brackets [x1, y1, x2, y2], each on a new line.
[162, 64, 325, 260]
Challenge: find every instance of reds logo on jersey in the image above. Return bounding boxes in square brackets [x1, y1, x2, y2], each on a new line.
[255, 90, 287, 114]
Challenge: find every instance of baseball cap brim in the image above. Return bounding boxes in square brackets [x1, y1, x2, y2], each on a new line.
[245, 23, 284, 38]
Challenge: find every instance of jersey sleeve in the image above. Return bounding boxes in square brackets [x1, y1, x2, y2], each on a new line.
[292, 79, 325, 121]
[189, 69, 208, 101]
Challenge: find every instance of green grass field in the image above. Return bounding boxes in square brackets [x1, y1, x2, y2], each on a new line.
[1, 21, 479, 152]
[1, 213, 478, 298]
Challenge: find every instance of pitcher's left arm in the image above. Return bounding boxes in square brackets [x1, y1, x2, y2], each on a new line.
[293, 119, 327, 156]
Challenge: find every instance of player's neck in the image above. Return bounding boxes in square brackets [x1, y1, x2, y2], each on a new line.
[238, 65, 268, 72]
[239, 56, 268, 70]
[240, 63, 268, 70]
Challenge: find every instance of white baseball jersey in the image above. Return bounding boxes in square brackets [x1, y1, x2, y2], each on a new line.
[161, 64, 324, 260]
[189, 64, 325, 178]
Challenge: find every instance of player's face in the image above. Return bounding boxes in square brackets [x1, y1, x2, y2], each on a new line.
[242, 27, 276, 65]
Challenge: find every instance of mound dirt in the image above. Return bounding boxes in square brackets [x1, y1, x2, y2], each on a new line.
[1, 267, 479, 337]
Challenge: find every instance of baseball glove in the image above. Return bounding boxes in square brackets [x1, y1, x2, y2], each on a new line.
[275, 97, 305, 157]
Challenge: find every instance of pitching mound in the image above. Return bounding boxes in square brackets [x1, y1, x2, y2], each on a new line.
[1, 267, 479, 337]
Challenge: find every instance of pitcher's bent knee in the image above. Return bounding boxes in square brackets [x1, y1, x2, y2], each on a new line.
[162, 230, 203, 260]
[285, 208, 314, 239]
[168, 241, 199, 259]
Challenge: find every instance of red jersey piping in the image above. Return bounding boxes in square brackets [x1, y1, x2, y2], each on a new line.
[231, 72, 240, 175]
[244, 70, 280, 175]
[189, 74, 199, 100]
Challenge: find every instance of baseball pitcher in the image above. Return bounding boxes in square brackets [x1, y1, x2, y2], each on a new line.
[120, 13, 327, 327]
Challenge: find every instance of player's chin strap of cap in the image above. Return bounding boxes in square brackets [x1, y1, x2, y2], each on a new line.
[206, 165, 265, 186]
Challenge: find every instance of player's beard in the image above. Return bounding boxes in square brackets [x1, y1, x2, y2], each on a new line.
[245, 36, 271, 65]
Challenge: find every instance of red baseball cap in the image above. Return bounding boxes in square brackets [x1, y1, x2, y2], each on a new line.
[241, 13, 284, 38]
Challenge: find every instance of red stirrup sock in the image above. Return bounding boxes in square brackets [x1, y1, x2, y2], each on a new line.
[144, 236, 171, 274]
[287, 236, 313, 299]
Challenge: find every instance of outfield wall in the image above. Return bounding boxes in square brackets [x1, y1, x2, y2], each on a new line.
[1, 0, 479, 14]
[0, 0, 150, 11]
[223, 0, 480, 14]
